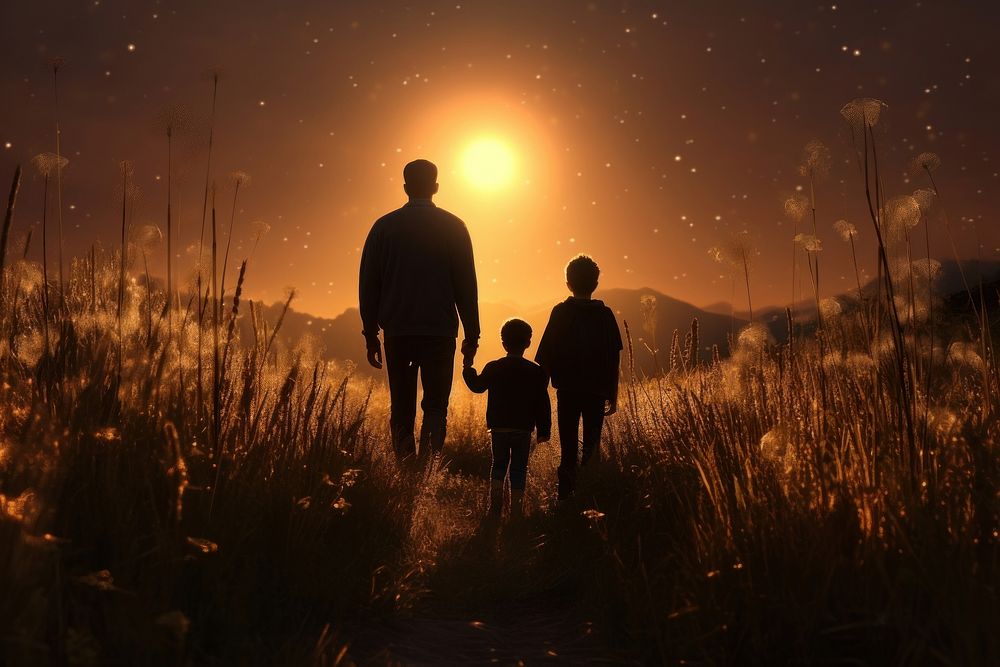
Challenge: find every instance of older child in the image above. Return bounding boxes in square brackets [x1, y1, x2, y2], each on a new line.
[535, 255, 623, 500]
[463, 319, 551, 519]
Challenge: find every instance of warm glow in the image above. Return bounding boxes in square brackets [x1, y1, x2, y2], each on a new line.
[459, 137, 517, 191]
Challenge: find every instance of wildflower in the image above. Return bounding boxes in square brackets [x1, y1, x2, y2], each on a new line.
[332, 497, 351, 511]
[581, 508, 605, 521]
[799, 139, 832, 178]
[93, 427, 121, 442]
[132, 224, 163, 250]
[783, 194, 810, 222]
[0, 490, 40, 524]
[793, 233, 822, 253]
[846, 352, 876, 374]
[640, 294, 657, 339]
[230, 170, 251, 188]
[833, 219, 857, 241]
[910, 258, 941, 283]
[737, 322, 772, 350]
[157, 104, 191, 136]
[822, 351, 846, 372]
[881, 195, 920, 242]
[819, 297, 843, 320]
[759, 427, 788, 462]
[251, 220, 271, 237]
[948, 342, 984, 370]
[914, 152, 941, 172]
[912, 188, 936, 215]
[840, 98, 886, 128]
[31, 152, 69, 178]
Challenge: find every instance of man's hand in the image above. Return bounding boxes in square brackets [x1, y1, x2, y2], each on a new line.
[460, 338, 478, 368]
[604, 400, 618, 416]
[365, 336, 383, 369]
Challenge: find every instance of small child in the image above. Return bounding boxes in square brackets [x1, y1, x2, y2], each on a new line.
[535, 255, 623, 500]
[463, 319, 551, 519]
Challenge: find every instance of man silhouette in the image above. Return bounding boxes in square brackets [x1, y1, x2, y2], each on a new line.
[359, 159, 480, 461]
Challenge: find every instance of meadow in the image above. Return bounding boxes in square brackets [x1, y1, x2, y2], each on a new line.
[1, 97, 999, 665]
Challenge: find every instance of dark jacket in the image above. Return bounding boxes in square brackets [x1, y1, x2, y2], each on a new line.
[359, 199, 480, 340]
[463, 357, 551, 438]
[535, 298, 623, 400]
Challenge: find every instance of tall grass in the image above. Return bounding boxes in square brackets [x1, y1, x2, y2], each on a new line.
[0, 95, 998, 665]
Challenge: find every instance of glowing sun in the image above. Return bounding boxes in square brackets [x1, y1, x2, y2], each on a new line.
[460, 137, 517, 191]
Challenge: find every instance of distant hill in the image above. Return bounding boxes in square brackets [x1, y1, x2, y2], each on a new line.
[238, 259, 1000, 378]
[240, 287, 747, 377]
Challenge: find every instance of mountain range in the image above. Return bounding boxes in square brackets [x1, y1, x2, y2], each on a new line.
[240, 259, 1000, 377]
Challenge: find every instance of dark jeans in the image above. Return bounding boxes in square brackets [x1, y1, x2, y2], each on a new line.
[491, 430, 531, 490]
[384, 335, 456, 460]
[556, 389, 606, 498]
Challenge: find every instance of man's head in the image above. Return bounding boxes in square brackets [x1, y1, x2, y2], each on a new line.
[565, 254, 600, 297]
[500, 318, 532, 354]
[403, 159, 439, 199]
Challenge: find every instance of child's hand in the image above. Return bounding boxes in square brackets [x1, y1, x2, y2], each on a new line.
[604, 400, 618, 416]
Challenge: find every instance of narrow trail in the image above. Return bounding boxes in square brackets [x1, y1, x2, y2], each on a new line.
[347, 455, 642, 665]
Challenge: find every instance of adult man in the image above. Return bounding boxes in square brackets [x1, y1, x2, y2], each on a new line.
[359, 159, 480, 460]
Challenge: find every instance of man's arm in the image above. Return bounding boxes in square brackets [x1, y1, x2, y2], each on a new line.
[359, 224, 383, 368]
[451, 220, 480, 361]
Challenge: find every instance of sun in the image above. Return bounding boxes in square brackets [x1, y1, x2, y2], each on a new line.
[460, 137, 517, 191]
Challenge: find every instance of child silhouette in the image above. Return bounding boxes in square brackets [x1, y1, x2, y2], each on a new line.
[463, 319, 551, 519]
[535, 255, 623, 500]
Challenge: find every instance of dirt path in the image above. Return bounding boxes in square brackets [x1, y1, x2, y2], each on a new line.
[347, 464, 642, 665]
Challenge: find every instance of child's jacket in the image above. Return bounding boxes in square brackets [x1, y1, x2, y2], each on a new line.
[463, 357, 551, 438]
[535, 297, 623, 399]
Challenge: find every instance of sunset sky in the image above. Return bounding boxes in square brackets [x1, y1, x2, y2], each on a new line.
[1, 0, 997, 318]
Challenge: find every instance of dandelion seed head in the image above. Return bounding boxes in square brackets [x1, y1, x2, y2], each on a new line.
[230, 170, 251, 187]
[914, 152, 941, 172]
[132, 224, 163, 250]
[759, 427, 789, 462]
[846, 352, 876, 374]
[911, 187, 936, 215]
[819, 297, 843, 319]
[737, 322, 772, 350]
[783, 194, 810, 222]
[881, 195, 921, 242]
[251, 220, 271, 237]
[910, 257, 941, 283]
[794, 233, 822, 253]
[833, 219, 857, 241]
[840, 97, 886, 128]
[799, 139, 832, 178]
[948, 341, 984, 370]
[31, 152, 69, 177]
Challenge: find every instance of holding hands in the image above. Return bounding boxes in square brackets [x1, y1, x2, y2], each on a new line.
[461, 338, 478, 368]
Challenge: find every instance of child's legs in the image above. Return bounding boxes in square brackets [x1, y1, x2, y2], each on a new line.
[507, 432, 532, 491]
[580, 394, 607, 465]
[556, 390, 584, 497]
[490, 432, 514, 483]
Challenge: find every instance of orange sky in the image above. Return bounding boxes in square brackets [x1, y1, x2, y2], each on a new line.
[1, 1, 997, 319]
